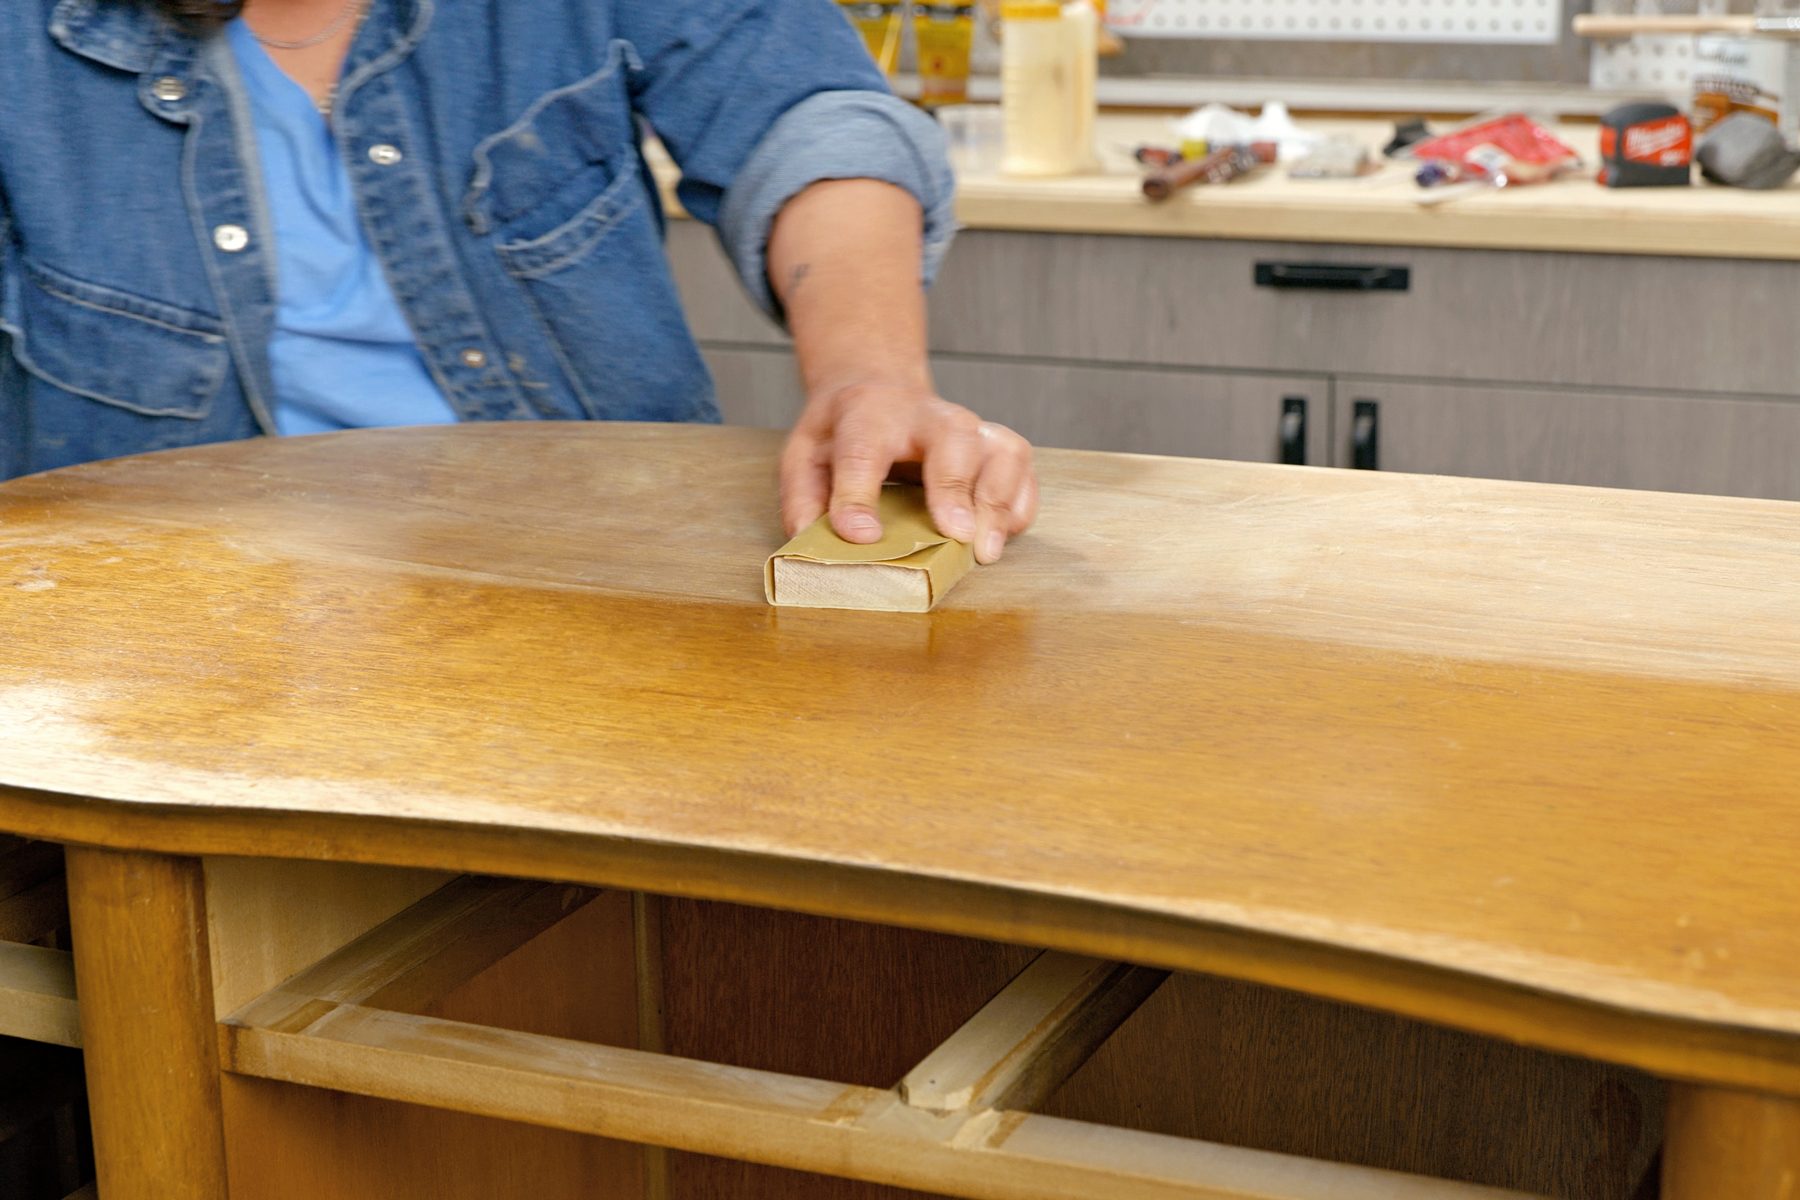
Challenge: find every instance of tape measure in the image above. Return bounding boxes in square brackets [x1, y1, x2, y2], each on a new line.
[1598, 102, 1694, 188]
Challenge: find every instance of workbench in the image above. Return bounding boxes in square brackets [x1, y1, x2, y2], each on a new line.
[665, 115, 1800, 502]
[1, 423, 1797, 1198]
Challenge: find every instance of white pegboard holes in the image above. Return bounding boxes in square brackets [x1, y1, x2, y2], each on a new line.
[1589, 36, 1694, 98]
[1106, 0, 1563, 45]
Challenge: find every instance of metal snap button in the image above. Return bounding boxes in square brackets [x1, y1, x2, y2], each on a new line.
[368, 143, 403, 166]
[213, 224, 249, 253]
[459, 348, 488, 369]
[151, 76, 187, 103]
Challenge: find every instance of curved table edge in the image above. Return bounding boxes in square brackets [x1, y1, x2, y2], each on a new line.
[6, 780, 1794, 1097]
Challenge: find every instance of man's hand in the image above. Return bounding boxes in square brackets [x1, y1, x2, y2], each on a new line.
[780, 381, 1037, 565]
[766, 178, 1035, 562]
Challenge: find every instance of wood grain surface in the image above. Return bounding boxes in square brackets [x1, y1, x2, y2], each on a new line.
[1661, 1084, 1800, 1200]
[64, 849, 228, 1200]
[221, 887, 645, 1200]
[3, 423, 1799, 1092]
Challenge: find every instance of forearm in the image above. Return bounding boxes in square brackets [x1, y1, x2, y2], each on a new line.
[767, 179, 931, 397]
[765, 177, 1035, 561]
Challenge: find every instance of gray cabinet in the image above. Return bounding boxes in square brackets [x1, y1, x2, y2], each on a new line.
[704, 346, 1331, 465]
[666, 219, 1800, 500]
[1333, 381, 1800, 501]
[928, 231, 1800, 397]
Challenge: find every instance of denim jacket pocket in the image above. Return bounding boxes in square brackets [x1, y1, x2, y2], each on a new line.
[6, 260, 229, 420]
[491, 170, 646, 280]
[463, 40, 642, 253]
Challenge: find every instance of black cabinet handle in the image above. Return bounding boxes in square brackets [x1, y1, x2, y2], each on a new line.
[1255, 263, 1411, 292]
[1280, 397, 1308, 466]
[1352, 400, 1380, 471]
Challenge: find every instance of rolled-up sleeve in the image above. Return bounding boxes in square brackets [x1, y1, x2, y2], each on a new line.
[716, 90, 956, 322]
[615, 0, 955, 326]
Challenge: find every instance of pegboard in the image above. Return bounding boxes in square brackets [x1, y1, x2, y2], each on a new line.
[1588, 35, 1694, 99]
[1105, 0, 1564, 45]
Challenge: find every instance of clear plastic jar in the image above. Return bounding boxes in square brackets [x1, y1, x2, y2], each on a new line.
[1000, 1, 1097, 177]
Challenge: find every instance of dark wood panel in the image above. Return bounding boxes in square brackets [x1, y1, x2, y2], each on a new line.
[657, 899, 1038, 1200]
[1047, 971, 1664, 1200]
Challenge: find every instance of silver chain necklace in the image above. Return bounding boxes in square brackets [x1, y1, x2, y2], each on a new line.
[248, 0, 366, 51]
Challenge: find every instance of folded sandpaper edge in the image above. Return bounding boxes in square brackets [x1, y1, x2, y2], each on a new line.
[765, 530, 976, 611]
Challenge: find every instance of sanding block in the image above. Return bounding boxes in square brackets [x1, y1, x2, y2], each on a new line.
[765, 485, 974, 613]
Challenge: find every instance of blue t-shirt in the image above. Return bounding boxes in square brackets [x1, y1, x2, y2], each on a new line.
[225, 21, 457, 436]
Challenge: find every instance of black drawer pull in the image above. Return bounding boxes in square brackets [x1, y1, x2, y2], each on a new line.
[1352, 400, 1380, 471]
[1280, 396, 1308, 466]
[1255, 263, 1411, 292]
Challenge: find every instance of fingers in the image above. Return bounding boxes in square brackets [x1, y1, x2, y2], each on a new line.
[920, 408, 982, 544]
[1009, 471, 1041, 534]
[827, 418, 897, 543]
[778, 429, 831, 537]
[784, 390, 1037, 558]
[970, 422, 1034, 565]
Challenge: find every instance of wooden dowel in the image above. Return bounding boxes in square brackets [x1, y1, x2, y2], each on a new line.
[0, 940, 79, 1047]
[901, 952, 1167, 1114]
[1573, 14, 1784, 37]
[224, 1001, 1541, 1200]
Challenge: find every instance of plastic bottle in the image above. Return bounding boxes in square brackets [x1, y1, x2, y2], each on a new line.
[1000, 1, 1098, 177]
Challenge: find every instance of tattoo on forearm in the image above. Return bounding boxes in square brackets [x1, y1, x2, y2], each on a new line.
[786, 262, 812, 297]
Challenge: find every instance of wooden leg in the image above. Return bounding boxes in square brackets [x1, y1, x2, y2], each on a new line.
[65, 848, 228, 1200]
[1663, 1082, 1800, 1200]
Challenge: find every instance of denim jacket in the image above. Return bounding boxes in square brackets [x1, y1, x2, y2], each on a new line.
[0, 0, 954, 479]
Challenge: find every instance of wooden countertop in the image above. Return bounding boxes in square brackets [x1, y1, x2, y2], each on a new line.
[658, 115, 1800, 260]
[4, 425, 1800, 1094]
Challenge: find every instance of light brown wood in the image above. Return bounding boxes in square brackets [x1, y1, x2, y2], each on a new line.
[225, 874, 600, 1030]
[1574, 14, 1765, 37]
[64, 847, 228, 1200]
[5, 424, 1800, 1105]
[204, 857, 452, 1017]
[1662, 1084, 1800, 1200]
[221, 887, 644, 1200]
[223, 1000, 1540, 1200]
[0, 940, 80, 1047]
[771, 557, 937, 612]
[901, 952, 1166, 1114]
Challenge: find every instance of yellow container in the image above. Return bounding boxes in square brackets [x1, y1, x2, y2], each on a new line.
[915, 4, 976, 110]
[837, 0, 907, 78]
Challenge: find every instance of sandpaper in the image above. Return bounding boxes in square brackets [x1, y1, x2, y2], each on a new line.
[765, 485, 974, 613]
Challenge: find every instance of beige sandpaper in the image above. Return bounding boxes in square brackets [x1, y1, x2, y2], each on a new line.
[765, 486, 974, 613]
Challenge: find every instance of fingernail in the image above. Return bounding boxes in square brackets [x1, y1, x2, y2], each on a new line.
[980, 531, 1005, 563]
[946, 506, 976, 541]
[846, 513, 881, 541]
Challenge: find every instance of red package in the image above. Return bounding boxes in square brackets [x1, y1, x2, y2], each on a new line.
[1409, 113, 1581, 173]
